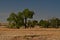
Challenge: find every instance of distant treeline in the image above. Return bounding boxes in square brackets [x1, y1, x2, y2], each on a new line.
[7, 9, 60, 29]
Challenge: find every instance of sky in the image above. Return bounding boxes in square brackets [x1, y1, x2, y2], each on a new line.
[0, 0, 60, 22]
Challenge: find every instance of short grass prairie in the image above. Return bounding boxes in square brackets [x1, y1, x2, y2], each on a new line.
[0, 27, 60, 40]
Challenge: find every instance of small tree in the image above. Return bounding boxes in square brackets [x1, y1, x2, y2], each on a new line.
[49, 18, 60, 28]
[32, 20, 38, 26]
[27, 20, 38, 28]
[39, 19, 49, 28]
[27, 20, 35, 28]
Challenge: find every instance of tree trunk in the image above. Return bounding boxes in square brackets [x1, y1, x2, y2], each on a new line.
[25, 17, 27, 28]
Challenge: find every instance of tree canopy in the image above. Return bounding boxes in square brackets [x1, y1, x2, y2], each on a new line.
[7, 9, 34, 29]
[7, 9, 60, 29]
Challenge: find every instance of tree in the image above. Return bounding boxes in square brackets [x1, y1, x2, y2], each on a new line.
[39, 20, 44, 26]
[23, 9, 34, 28]
[39, 19, 49, 28]
[7, 9, 34, 29]
[15, 12, 24, 28]
[32, 20, 38, 26]
[7, 12, 24, 29]
[7, 12, 17, 28]
[49, 18, 60, 28]
[27, 20, 38, 28]
[17, 12, 24, 26]
[30, 20, 38, 28]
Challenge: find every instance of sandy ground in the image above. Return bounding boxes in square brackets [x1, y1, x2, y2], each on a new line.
[0, 27, 60, 40]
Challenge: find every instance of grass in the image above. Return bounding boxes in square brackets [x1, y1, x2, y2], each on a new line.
[0, 27, 60, 40]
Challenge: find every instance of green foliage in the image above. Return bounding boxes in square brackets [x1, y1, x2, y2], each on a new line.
[27, 20, 38, 28]
[38, 18, 60, 28]
[27, 20, 34, 28]
[39, 19, 49, 28]
[7, 9, 60, 29]
[7, 13, 17, 22]
[32, 20, 38, 25]
[23, 9, 34, 18]
[23, 9, 34, 28]
[30, 20, 38, 28]
[7, 12, 24, 29]
[7, 9, 34, 29]
[49, 18, 60, 28]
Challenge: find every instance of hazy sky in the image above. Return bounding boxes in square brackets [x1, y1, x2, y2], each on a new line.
[0, 0, 60, 22]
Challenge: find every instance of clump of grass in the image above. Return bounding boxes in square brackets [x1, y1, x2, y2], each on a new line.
[24, 35, 40, 38]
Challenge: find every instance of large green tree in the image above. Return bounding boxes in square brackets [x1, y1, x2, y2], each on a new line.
[23, 9, 34, 28]
[7, 9, 34, 29]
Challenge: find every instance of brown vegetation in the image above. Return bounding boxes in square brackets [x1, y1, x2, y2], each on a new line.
[0, 27, 60, 40]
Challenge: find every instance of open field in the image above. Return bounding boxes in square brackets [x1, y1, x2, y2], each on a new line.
[0, 27, 60, 40]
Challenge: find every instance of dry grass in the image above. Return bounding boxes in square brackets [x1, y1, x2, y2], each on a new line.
[0, 27, 60, 40]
